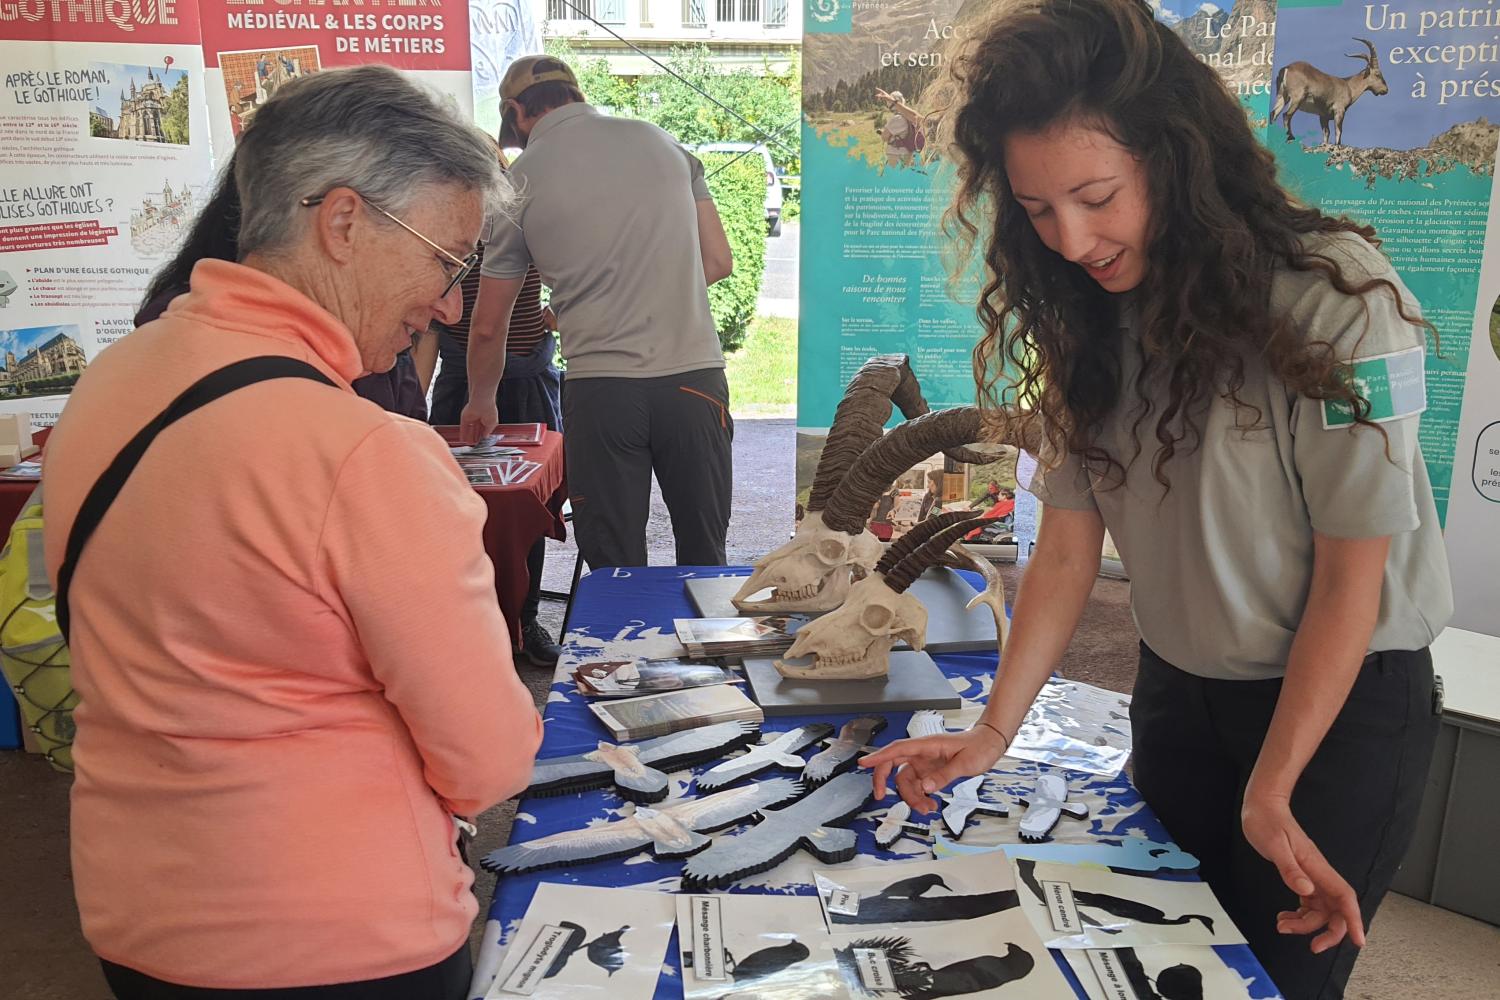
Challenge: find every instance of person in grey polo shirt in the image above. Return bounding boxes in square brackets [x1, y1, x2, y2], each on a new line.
[460, 55, 735, 572]
[860, 4, 1453, 999]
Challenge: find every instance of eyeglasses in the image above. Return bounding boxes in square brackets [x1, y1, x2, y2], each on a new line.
[299, 192, 480, 299]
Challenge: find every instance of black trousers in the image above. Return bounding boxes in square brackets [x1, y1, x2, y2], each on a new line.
[101, 943, 471, 1000]
[562, 368, 733, 569]
[1131, 643, 1440, 1000]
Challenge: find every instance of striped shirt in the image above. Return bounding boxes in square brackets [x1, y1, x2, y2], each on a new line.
[443, 242, 547, 356]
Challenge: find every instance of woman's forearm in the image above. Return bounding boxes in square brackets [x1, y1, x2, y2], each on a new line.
[979, 505, 1105, 741]
[1246, 532, 1391, 801]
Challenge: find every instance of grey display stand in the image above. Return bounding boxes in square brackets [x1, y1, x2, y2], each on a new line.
[686, 568, 999, 655]
[742, 650, 961, 716]
[1390, 629, 1500, 926]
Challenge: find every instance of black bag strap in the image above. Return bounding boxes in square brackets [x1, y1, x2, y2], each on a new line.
[56, 356, 336, 642]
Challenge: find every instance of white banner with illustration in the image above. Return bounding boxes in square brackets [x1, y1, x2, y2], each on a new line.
[0, 0, 215, 428]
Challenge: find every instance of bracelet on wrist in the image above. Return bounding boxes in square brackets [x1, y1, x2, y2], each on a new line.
[972, 720, 1011, 748]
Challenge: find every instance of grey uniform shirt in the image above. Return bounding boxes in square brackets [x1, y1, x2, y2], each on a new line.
[482, 103, 725, 380]
[1030, 232, 1453, 680]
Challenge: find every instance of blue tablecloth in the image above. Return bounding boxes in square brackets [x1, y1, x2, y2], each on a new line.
[471, 566, 1281, 1000]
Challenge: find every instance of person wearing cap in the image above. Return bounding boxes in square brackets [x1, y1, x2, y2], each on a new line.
[460, 55, 736, 571]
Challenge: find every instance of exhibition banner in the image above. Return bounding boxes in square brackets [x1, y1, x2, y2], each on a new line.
[800, 0, 1499, 632]
[197, 0, 474, 154]
[468, 0, 541, 137]
[0, 0, 483, 430]
[0, 0, 215, 426]
[1271, 3, 1500, 627]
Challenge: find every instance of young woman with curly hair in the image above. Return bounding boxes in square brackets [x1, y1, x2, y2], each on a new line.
[863, 2, 1452, 997]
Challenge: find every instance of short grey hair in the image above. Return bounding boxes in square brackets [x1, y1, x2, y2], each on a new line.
[235, 65, 507, 257]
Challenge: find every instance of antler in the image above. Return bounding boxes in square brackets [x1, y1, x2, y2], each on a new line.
[884, 517, 992, 594]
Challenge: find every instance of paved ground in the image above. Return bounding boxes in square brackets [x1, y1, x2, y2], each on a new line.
[758, 219, 798, 318]
[3, 418, 1496, 998]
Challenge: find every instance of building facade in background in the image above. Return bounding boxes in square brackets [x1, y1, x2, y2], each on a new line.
[540, 0, 798, 76]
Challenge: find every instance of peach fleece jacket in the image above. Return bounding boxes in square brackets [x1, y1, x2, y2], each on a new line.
[42, 259, 543, 989]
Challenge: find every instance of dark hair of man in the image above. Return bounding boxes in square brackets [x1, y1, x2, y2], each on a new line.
[516, 81, 586, 118]
[936, 0, 1431, 489]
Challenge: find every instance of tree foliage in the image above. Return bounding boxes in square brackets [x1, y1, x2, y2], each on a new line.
[545, 40, 799, 175]
[536, 40, 795, 350]
[162, 75, 190, 145]
[701, 153, 768, 353]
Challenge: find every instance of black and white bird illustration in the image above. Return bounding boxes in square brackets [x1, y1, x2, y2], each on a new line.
[542, 922, 588, 979]
[1017, 771, 1089, 843]
[873, 873, 952, 902]
[538, 922, 630, 979]
[938, 775, 1010, 838]
[586, 925, 629, 976]
[480, 778, 804, 874]
[697, 723, 835, 791]
[804, 715, 887, 785]
[835, 936, 1036, 998]
[724, 938, 811, 985]
[1013, 859, 1218, 936]
[525, 720, 761, 803]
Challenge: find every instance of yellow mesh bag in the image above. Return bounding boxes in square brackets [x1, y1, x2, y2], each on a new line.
[0, 492, 75, 772]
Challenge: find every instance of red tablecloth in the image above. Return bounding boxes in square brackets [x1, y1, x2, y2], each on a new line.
[0, 426, 567, 647]
[465, 429, 568, 645]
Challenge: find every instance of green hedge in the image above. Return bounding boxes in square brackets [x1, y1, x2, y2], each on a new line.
[701, 153, 767, 354]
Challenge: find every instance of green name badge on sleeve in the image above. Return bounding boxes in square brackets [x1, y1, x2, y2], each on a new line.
[1322, 345, 1427, 429]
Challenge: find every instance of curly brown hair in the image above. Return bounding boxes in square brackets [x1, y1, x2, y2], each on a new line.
[937, 0, 1431, 488]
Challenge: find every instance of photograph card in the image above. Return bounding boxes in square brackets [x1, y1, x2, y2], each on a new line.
[489, 882, 674, 1000]
[587, 683, 763, 741]
[1013, 859, 1246, 950]
[574, 659, 734, 698]
[675, 894, 850, 1000]
[813, 853, 1018, 936]
[830, 908, 1075, 999]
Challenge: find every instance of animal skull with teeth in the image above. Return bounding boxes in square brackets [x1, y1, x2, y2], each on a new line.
[732, 356, 999, 616]
[775, 515, 994, 680]
[731, 516, 883, 612]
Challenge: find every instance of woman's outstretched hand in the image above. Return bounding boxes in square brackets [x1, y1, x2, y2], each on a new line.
[858, 726, 1009, 813]
[1241, 790, 1366, 954]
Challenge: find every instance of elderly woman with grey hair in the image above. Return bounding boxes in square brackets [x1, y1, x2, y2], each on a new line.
[42, 65, 543, 999]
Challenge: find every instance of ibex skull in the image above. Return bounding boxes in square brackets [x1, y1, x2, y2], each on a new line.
[731, 514, 883, 613]
[774, 574, 927, 680]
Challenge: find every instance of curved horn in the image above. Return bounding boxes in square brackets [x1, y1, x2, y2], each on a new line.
[875, 510, 977, 576]
[805, 355, 910, 513]
[821, 407, 986, 534]
[884, 517, 992, 594]
[886, 362, 994, 468]
[1348, 37, 1377, 64]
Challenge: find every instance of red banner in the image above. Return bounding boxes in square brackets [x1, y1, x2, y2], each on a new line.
[198, 0, 468, 71]
[0, 0, 203, 45]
